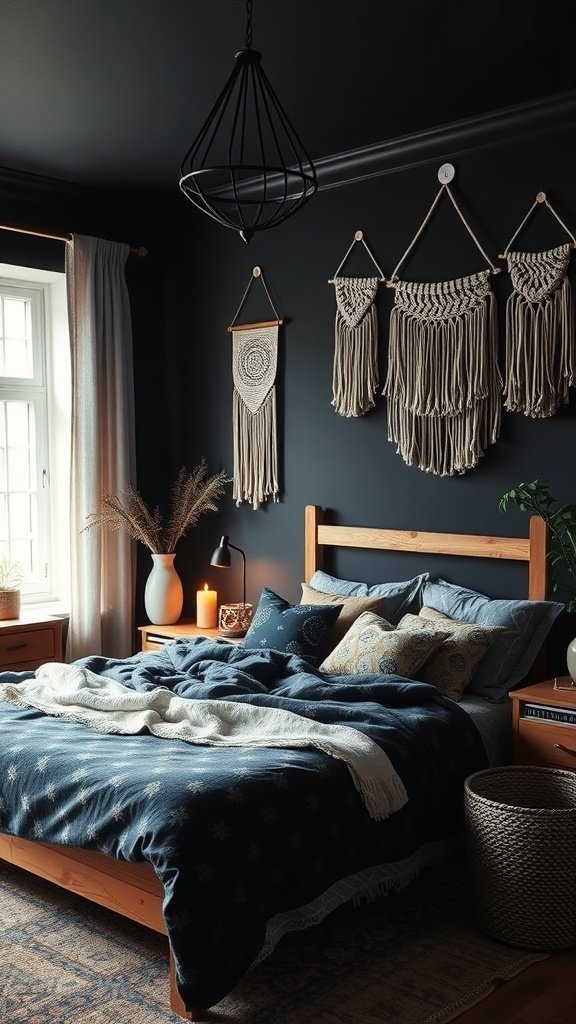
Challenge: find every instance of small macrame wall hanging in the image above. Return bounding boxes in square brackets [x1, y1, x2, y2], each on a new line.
[383, 164, 502, 477]
[227, 267, 281, 509]
[328, 230, 386, 417]
[500, 191, 576, 418]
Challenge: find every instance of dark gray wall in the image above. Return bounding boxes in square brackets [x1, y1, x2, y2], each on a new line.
[170, 121, 576, 673]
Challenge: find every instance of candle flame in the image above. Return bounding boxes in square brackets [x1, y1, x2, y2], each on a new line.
[203, 582, 208, 591]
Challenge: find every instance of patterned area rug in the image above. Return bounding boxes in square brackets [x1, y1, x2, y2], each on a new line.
[0, 855, 547, 1024]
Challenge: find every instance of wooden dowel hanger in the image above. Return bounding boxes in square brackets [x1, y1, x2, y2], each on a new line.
[0, 221, 148, 257]
[227, 318, 283, 333]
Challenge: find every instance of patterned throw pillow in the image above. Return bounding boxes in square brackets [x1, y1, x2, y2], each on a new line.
[398, 611, 504, 702]
[319, 611, 448, 678]
[243, 587, 343, 661]
[421, 579, 564, 701]
[308, 571, 429, 624]
[300, 582, 388, 647]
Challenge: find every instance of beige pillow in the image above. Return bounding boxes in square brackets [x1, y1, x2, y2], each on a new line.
[301, 582, 388, 648]
[398, 610, 504, 701]
[319, 611, 448, 678]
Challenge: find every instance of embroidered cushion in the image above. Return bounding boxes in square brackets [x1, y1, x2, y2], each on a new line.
[398, 611, 504, 702]
[308, 570, 429, 625]
[300, 582, 388, 648]
[421, 579, 563, 701]
[243, 587, 342, 661]
[319, 611, 448, 678]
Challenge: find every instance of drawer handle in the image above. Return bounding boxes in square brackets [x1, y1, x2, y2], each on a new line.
[6, 642, 29, 651]
[553, 743, 576, 758]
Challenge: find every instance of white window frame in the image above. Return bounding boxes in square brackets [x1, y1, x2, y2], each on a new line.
[0, 264, 71, 611]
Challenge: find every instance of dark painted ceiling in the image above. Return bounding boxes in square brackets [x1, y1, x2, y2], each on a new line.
[1, 0, 576, 193]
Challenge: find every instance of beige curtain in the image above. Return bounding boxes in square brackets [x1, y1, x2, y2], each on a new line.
[66, 235, 136, 659]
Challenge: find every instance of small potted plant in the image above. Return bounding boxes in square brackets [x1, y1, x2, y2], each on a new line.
[0, 554, 24, 620]
[500, 479, 576, 681]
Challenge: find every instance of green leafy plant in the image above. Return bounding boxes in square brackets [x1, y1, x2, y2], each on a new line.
[499, 479, 576, 612]
[0, 554, 24, 590]
[85, 461, 230, 554]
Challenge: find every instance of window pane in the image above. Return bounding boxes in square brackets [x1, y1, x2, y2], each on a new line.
[0, 399, 37, 583]
[1, 296, 33, 378]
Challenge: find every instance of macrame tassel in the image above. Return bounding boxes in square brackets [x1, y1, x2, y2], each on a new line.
[332, 277, 379, 417]
[383, 271, 501, 476]
[232, 325, 279, 509]
[233, 387, 278, 509]
[503, 244, 576, 417]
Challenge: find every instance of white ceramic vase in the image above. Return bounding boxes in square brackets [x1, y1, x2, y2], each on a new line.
[567, 638, 576, 683]
[144, 553, 183, 625]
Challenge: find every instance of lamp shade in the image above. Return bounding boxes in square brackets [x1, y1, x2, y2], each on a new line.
[179, 2, 317, 242]
[210, 536, 232, 569]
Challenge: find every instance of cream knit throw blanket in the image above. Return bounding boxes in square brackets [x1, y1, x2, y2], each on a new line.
[0, 664, 408, 822]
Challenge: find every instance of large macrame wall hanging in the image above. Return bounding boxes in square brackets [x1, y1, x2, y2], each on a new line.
[328, 230, 386, 417]
[383, 164, 502, 477]
[500, 191, 576, 418]
[227, 266, 281, 509]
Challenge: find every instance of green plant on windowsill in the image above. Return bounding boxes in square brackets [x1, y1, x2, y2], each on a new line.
[499, 479, 576, 613]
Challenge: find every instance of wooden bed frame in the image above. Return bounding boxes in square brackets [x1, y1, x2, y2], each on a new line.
[0, 506, 550, 1021]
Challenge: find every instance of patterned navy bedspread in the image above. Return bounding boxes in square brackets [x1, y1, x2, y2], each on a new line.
[0, 638, 487, 1010]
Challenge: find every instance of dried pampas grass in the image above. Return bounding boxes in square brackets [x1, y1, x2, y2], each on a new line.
[85, 461, 229, 553]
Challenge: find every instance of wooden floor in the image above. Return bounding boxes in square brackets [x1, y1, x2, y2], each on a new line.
[455, 947, 576, 1024]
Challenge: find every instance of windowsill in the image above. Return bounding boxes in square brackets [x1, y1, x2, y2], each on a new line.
[23, 600, 70, 619]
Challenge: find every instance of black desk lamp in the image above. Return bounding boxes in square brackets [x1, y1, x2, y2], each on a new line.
[210, 536, 251, 637]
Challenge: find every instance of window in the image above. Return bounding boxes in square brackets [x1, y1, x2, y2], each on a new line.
[0, 265, 71, 608]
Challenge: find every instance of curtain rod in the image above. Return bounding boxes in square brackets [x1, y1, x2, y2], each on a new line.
[0, 222, 148, 257]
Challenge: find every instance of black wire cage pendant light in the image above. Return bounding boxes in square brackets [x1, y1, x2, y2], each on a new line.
[179, 0, 317, 243]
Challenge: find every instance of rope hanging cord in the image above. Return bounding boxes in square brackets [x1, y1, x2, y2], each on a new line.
[500, 196, 576, 418]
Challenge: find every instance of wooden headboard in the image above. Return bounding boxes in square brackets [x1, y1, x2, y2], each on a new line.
[304, 505, 549, 601]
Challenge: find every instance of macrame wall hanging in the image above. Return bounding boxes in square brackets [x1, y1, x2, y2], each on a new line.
[227, 266, 281, 509]
[500, 191, 576, 418]
[383, 164, 502, 477]
[328, 230, 386, 417]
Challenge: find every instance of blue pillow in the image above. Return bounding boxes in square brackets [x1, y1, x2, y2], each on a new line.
[243, 587, 343, 661]
[309, 570, 429, 625]
[422, 579, 563, 701]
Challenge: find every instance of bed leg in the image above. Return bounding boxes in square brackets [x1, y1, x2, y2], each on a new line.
[168, 947, 194, 1020]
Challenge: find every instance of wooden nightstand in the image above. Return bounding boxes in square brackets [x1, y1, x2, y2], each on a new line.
[138, 620, 242, 653]
[509, 677, 576, 770]
[0, 612, 65, 671]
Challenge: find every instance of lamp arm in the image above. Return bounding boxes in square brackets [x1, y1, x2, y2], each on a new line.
[228, 542, 246, 606]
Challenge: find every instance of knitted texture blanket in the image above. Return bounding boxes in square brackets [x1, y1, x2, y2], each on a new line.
[0, 662, 408, 821]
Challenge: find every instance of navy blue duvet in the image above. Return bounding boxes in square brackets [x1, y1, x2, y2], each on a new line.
[0, 638, 487, 1010]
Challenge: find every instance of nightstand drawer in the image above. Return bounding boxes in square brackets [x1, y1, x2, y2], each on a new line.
[0, 627, 56, 667]
[516, 721, 576, 770]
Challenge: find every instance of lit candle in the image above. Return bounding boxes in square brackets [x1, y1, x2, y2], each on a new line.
[196, 583, 217, 628]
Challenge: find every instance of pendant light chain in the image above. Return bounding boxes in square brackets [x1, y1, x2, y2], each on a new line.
[245, 0, 253, 49]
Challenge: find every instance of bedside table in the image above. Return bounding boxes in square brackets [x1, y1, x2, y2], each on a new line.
[138, 620, 242, 653]
[0, 613, 65, 671]
[509, 677, 576, 770]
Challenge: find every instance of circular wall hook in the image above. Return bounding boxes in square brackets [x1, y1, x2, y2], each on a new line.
[536, 191, 547, 204]
[354, 230, 364, 241]
[438, 163, 456, 184]
[252, 266, 261, 277]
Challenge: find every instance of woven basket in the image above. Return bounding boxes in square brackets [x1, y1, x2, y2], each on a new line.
[0, 588, 20, 620]
[465, 765, 576, 951]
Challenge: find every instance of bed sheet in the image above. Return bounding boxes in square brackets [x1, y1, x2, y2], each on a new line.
[0, 638, 488, 1011]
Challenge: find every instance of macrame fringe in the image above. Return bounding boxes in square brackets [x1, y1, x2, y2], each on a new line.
[383, 272, 501, 476]
[503, 245, 576, 417]
[233, 387, 278, 509]
[332, 277, 379, 417]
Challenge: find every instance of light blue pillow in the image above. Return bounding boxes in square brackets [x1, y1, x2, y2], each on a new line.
[308, 571, 429, 625]
[421, 579, 563, 701]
